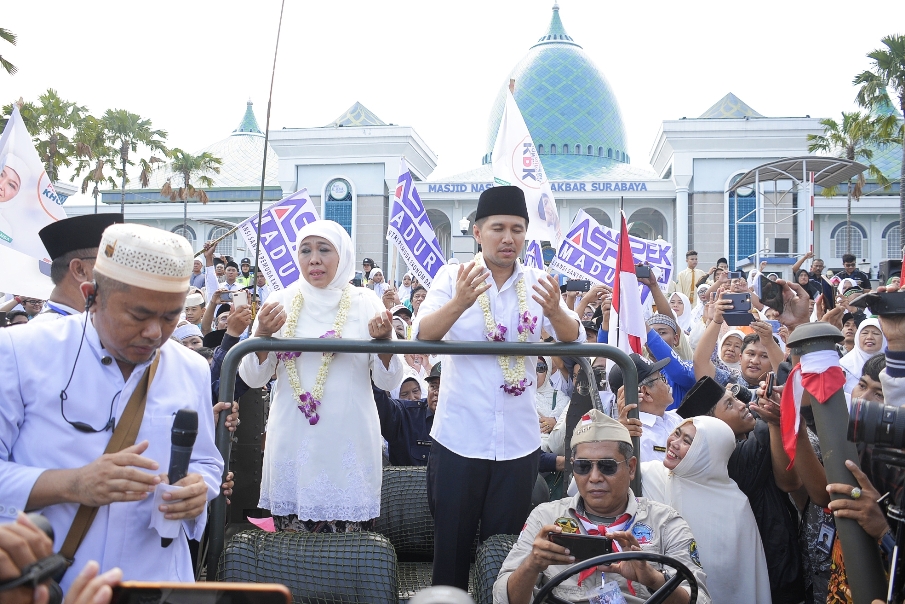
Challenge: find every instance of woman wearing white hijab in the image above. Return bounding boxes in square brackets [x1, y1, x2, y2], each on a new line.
[398, 272, 413, 302]
[840, 318, 887, 392]
[642, 416, 772, 604]
[669, 292, 693, 334]
[240, 220, 403, 532]
[717, 329, 745, 373]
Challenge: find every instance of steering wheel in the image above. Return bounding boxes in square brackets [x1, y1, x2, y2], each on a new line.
[530, 551, 697, 604]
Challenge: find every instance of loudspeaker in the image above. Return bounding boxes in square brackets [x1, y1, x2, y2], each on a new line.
[879, 259, 902, 283]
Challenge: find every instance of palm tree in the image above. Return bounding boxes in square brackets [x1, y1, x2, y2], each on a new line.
[101, 109, 167, 215]
[807, 112, 890, 254]
[0, 28, 16, 75]
[72, 115, 117, 214]
[854, 34, 905, 245]
[160, 149, 222, 236]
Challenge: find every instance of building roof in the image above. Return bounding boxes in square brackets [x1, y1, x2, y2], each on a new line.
[698, 93, 764, 119]
[484, 3, 628, 167]
[326, 102, 387, 127]
[143, 101, 279, 190]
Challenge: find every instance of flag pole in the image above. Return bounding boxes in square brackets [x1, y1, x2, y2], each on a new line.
[249, 0, 286, 320]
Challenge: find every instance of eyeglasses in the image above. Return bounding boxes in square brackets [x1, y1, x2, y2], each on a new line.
[640, 372, 667, 388]
[572, 458, 628, 476]
[844, 263, 856, 268]
[22, 299, 43, 306]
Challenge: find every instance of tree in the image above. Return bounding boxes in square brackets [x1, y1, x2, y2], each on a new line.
[854, 34, 905, 250]
[72, 115, 117, 214]
[2, 90, 86, 183]
[807, 112, 890, 254]
[101, 109, 167, 215]
[0, 28, 16, 75]
[160, 149, 222, 236]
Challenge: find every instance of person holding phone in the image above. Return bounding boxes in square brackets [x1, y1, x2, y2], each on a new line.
[494, 410, 710, 604]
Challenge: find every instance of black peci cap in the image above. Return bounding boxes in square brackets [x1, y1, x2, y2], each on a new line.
[38, 213, 124, 260]
[475, 186, 529, 223]
[677, 376, 727, 419]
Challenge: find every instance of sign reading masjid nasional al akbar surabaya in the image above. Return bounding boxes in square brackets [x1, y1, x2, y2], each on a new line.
[426, 181, 650, 194]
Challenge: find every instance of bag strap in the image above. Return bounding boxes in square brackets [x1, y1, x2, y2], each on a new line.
[59, 353, 161, 562]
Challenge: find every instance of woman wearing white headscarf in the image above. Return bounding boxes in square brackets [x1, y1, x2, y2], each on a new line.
[642, 416, 771, 604]
[669, 292, 693, 334]
[717, 329, 745, 373]
[240, 220, 403, 532]
[369, 267, 390, 298]
[840, 318, 887, 392]
[398, 273, 413, 303]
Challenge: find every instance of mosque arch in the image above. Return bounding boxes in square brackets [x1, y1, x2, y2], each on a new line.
[628, 208, 668, 241]
[426, 209, 451, 259]
[582, 207, 612, 228]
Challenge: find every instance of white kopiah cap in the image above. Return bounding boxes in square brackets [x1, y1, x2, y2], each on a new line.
[173, 323, 203, 341]
[94, 223, 194, 293]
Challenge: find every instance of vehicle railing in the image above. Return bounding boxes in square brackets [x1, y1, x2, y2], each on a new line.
[208, 337, 639, 575]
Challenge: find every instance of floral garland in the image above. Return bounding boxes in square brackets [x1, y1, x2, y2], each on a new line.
[475, 255, 536, 396]
[275, 286, 352, 425]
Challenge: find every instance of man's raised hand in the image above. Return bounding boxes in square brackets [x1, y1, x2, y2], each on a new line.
[532, 275, 565, 319]
[452, 262, 490, 311]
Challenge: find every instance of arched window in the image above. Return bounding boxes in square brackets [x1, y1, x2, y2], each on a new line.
[209, 226, 236, 257]
[325, 178, 354, 237]
[563, 144, 569, 154]
[537, 144, 544, 154]
[574, 144, 581, 155]
[172, 225, 196, 249]
[885, 224, 901, 258]
[586, 145, 592, 155]
[597, 147, 603, 156]
[831, 222, 867, 258]
[550, 144, 556, 155]
[607, 148, 613, 158]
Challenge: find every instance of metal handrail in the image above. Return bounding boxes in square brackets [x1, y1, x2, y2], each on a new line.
[207, 337, 639, 575]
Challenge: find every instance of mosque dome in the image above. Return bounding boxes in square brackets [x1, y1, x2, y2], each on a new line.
[144, 100, 279, 190]
[484, 2, 628, 169]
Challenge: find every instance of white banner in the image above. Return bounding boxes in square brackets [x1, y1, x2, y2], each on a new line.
[491, 90, 562, 248]
[0, 245, 53, 299]
[0, 105, 67, 262]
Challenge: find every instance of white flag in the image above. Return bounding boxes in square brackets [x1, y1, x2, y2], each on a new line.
[491, 90, 562, 249]
[0, 106, 68, 262]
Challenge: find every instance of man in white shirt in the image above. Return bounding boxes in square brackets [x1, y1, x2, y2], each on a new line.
[250, 272, 271, 305]
[32, 213, 124, 321]
[413, 185, 584, 589]
[203, 243, 240, 302]
[609, 353, 682, 463]
[0, 223, 223, 590]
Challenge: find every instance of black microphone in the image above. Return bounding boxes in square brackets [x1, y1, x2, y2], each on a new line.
[161, 409, 198, 548]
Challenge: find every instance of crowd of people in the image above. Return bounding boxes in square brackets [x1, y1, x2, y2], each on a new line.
[1, 184, 903, 604]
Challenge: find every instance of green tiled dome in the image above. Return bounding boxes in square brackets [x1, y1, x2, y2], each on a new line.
[484, 3, 628, 169]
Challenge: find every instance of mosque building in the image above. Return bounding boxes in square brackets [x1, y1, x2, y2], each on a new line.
[69, 3, 903, 281]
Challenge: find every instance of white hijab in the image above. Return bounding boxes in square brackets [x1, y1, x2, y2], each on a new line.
[398, 273, 413, 302]
[690, 284, 710, 325]
[717, 329, 745, 373]
[370, 267, 389, 297]
[840, 318, 887, 392]
[294, 220, 355, 322]
[642, 416, 771, 604]
[670, 292, 693, 334]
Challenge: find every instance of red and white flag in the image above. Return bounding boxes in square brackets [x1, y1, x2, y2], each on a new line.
[780, 350, 847, 469]
[607, 213, 646, 356]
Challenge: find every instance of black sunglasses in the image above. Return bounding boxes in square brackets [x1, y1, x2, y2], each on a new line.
[572, 458, 628, 476]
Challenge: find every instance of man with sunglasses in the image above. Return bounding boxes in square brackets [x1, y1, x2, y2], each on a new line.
[840, 254, 871, 290]
[32, 213, 124, 322]
[495, 409, 710, 604]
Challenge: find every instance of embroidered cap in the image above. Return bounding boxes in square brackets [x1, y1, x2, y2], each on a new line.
[185, 292, 205, 307]
[571, 409, 632, 448]
[173, 323, 202, 341]
[646, 313, 679, 335]
[94, 223, 194, 293]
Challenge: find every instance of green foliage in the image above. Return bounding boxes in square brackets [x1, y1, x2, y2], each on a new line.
[0, 27, 16, 76]
[162, 149, 222, 203]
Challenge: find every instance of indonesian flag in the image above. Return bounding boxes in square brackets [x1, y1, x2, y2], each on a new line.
[780, 350, 847, 469]
[607, 213, 646, 356]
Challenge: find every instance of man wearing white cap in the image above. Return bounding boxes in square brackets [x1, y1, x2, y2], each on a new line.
[0, 223, 223, 591]
[183, 291, 206, 327]
[173, 323, 204, 350]
[494, 410, 710, 604]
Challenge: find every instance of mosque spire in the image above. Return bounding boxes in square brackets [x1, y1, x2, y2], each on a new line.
[232, 100, 264, 136]
[532, 1, 580, 49]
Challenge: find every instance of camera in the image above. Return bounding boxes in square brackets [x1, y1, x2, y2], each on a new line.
[729, 383, 753, 405]
[848, 399, 905, 449]
[0, 514, 65, 604]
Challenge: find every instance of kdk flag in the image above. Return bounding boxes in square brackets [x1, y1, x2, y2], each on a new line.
[491, 89, 561, 268]
[0, 105, 68, 262]
[386, 158, 446, 288]
[550, 209, 673, 304]
[238, 189, 320, 291]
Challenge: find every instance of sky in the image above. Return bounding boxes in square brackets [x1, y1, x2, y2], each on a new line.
[2, 0, 903, 204]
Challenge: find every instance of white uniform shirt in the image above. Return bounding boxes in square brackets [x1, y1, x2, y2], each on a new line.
[638, 410, 683, 463]
[31, 301, 81, 322]
[412, 259, 584, 461]
[205, 266, 240, 302]
[0, 314, 223, 589]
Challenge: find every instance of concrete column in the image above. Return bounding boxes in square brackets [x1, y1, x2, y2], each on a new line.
[675, 185, 689, 264]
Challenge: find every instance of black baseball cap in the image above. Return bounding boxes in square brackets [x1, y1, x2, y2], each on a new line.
[362, 257, 375, 265]
[240, 257, 251, 265]
[425, 362, 442, 383]
[607, 353, 670, 393]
